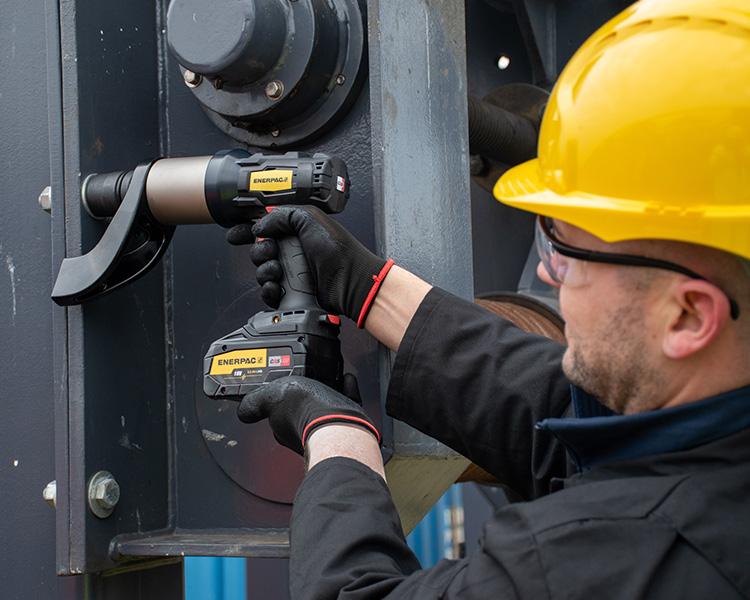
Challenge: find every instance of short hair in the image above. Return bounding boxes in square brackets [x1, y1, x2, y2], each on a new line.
[740, 257, 750, 282]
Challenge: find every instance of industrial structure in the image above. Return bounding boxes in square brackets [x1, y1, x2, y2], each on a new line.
[2, 0, 632, 597]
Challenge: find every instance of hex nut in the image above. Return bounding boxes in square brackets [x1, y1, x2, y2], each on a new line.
[265, 80, 284, 100]
[87, 471, 120, 518]
[183, 69, 202, 87]
[94, 479, 120, 509]
[42, 480, 57, 509]
[469, 154, 487, 177]
[38, 186, 52, 212]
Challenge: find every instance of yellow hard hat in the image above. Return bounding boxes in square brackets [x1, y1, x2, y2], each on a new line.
[494, 0, 750, 260]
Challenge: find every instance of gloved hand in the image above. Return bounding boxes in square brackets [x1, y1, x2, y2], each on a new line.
[227, 206, 394, 327]
[237, 374, 380, 456]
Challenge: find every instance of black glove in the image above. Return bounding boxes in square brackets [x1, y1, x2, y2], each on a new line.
[227, 206, 393, 327]
[237, 375, 380, 456]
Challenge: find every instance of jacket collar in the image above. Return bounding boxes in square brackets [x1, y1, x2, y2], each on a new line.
[536, 384, 750, 471]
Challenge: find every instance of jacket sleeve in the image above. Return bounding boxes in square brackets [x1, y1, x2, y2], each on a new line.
[290, 457, 548, 600]
[386, 287, 571, 499]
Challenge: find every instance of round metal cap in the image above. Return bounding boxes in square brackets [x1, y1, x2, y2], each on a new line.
[167, 0, 286, 85]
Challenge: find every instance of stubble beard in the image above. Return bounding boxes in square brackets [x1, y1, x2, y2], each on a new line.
[562, 300, 659, 415]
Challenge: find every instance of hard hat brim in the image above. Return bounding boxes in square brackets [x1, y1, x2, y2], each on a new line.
[493, 159, 639, 242]
[494, 158, 750, 260]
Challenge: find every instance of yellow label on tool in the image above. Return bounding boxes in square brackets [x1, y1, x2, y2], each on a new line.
[249, 170, 293, 192]
[210, 349, 268, 375]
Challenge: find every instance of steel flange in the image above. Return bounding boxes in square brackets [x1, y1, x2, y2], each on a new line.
[167, 0, 367, 148]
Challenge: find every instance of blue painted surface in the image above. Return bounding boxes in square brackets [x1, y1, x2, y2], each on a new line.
[184, 557, 247, 600]
[407, 485, 464, 567]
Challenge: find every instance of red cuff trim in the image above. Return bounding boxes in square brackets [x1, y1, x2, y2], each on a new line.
[356, 259, 395, 329]
[301, 414, 381, 447]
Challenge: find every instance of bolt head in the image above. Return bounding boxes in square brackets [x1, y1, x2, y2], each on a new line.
[265, 80, 284, 100]
[42, 480, 57, 509]
[469, 154, 487, 176]
[335, 74, 346, 86]
[93, 478, 120, 509]
[271, 128, 281, 137]
[38, 186, 52, 212]
[183, 69, 202, 87]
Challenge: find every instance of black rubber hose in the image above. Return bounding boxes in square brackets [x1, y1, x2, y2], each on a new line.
[81, 169, 133, 219]
[467, 95, 538, 165]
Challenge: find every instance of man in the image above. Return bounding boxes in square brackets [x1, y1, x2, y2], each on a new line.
[229, 0, 750, 597]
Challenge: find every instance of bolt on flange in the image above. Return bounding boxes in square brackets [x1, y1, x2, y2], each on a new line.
[38, 186, 52, 212]
[87, 471, 120, 518]
[265, 80, 284, 100]
[42, 480, 57, 509]
[183, 69, 202, 87]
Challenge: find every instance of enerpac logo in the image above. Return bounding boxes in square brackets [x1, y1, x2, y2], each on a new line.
[210, 349, 268, 375]
[218, 357, 262, 366]
[249, 169, 293, 192]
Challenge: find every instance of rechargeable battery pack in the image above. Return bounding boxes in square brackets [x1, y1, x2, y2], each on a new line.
[203, 308, 344, 399]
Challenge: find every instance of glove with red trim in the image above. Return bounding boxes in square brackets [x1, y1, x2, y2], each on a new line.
[227, 206, 393, 328]
[237, 374, 380, 456]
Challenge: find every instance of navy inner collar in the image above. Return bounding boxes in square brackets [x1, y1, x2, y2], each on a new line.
[537, 384, 750, 471]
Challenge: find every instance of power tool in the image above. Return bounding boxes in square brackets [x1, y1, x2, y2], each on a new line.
[52, 149, 350, 398]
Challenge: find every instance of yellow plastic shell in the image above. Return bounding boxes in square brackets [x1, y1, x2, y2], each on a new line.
[494, 0, 750, 259]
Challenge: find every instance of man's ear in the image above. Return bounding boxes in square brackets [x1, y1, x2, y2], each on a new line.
[661, 279, 730, 359]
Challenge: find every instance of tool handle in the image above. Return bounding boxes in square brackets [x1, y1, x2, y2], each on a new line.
[277, 236, 319, 311]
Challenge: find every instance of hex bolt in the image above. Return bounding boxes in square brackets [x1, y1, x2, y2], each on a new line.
[335, 74, 346, 86]
[469, 154, 487, 177]
[265, 80, 284, 100]
[42, 480, 57, 509]
[87, 471, 120, 519]
[183, 69, 202, 87]
[38, 186, 52, 212]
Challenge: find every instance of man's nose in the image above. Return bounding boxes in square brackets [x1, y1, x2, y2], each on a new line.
[537, 261, 560, 288]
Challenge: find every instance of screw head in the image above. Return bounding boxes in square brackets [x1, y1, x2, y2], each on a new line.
[335, 74, 346, 86]
[38, 186, 52, 212]
[271, 128, 281, 137]
[87, 471, 120, 518]
[183, 69, 202, 87]
[265, 80, 284, 100]
[94, 479, 120, 509]
[42, 480, 57, 509]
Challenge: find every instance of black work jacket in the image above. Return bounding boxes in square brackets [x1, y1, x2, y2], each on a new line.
[290, 288, 750, 599]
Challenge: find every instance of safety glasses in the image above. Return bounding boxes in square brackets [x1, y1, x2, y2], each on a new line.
[535, 216, 740, 320]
